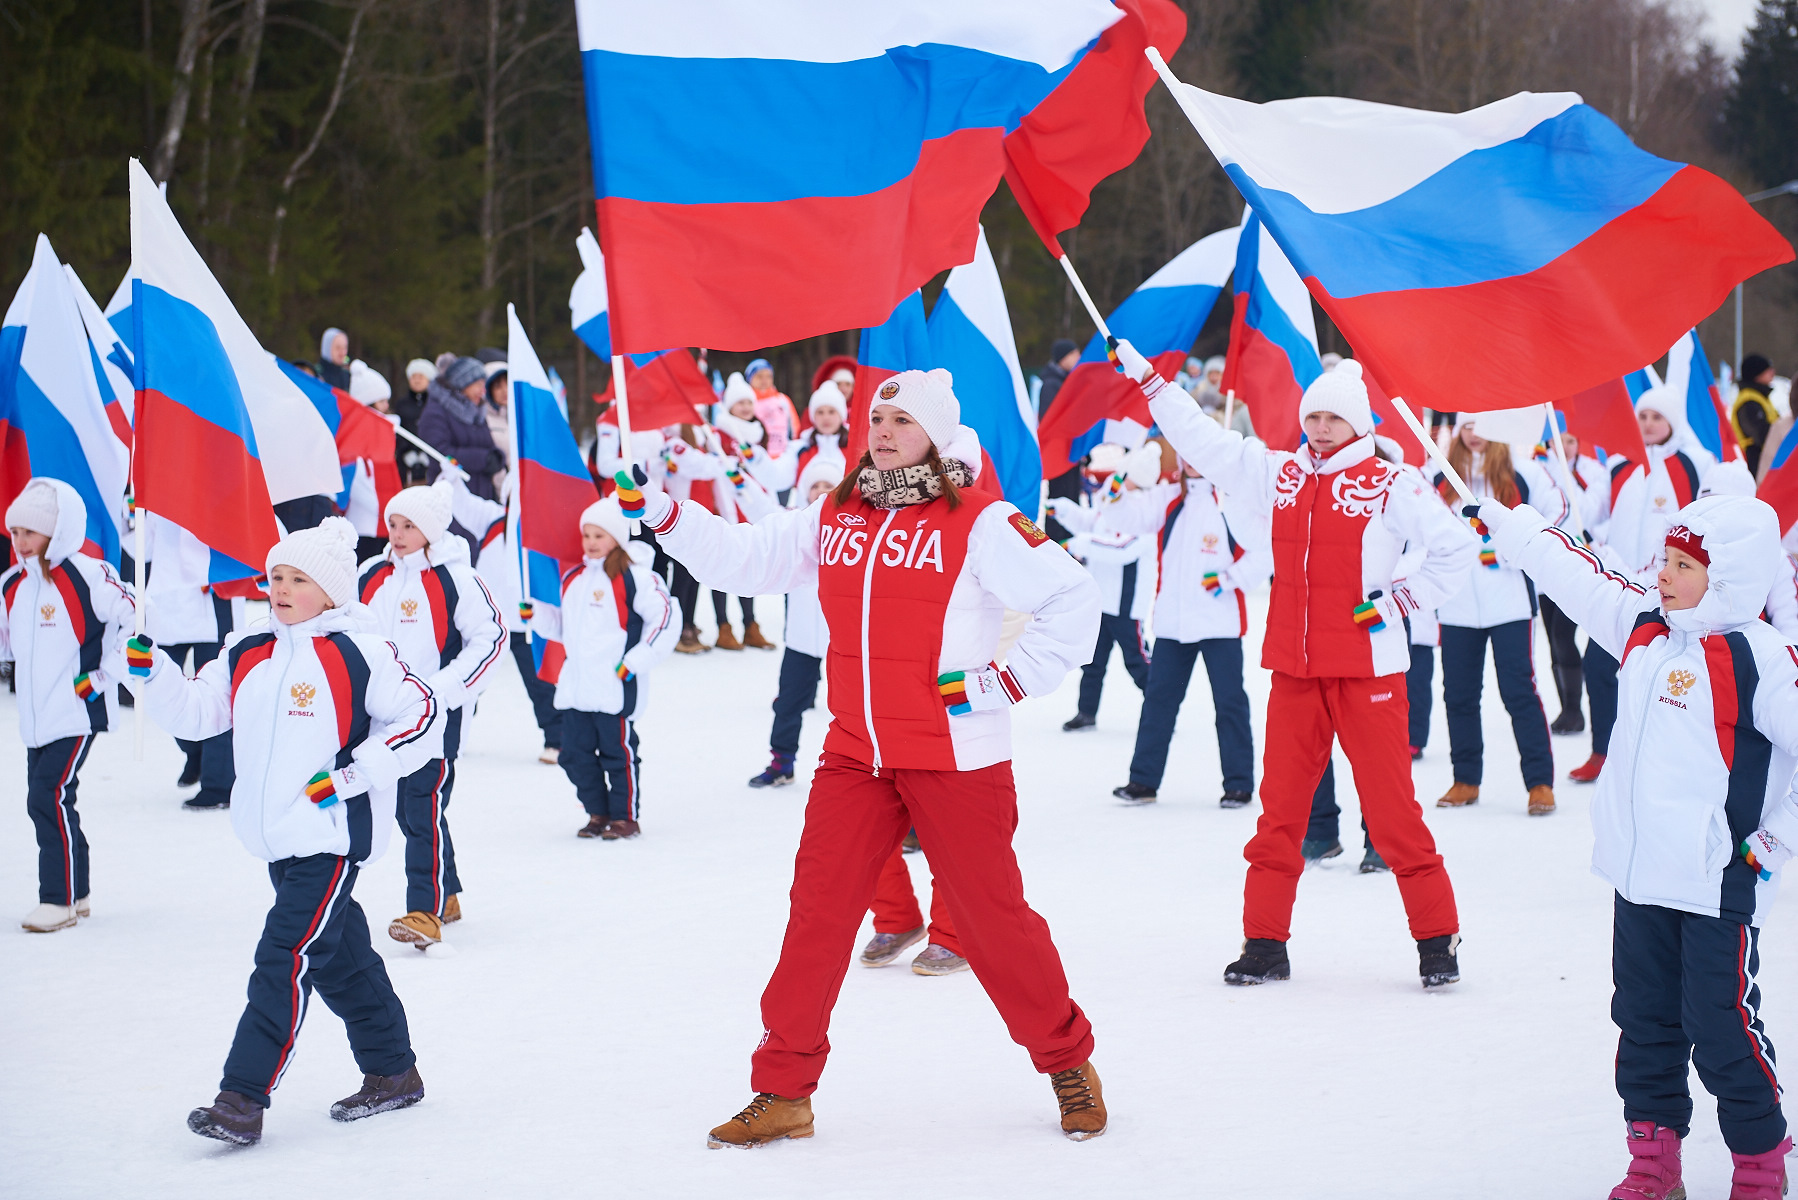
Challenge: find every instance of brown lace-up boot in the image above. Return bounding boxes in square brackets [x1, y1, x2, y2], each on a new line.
[1435, 782, 1480, 808]
[1527, 785, 1556, 816]
[742, 621, 776, 649]
[706, 1093, 814, 1148]
[713, 623, 744, 651]
[1050, 1061, 1107, 1140]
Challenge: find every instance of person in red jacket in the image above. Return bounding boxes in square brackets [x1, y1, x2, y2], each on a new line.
[1114, 340, 1478, 988]
[630, 367, 1107, 1146]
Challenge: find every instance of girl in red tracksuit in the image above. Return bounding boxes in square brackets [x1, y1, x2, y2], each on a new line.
[1117, 341, 1478, 989]
[636, 367, 1107, 1146]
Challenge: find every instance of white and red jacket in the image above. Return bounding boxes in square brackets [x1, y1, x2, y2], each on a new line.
[1052, 487, 1163, 620]
[1431, 455, 1566, 630]
[759, 427, 852, 495]
[1146, 375, 1476, 678]
[144, 605, 439, 864]
[1588, 441, 1716, 584]
[0, 479, 136, 748]
[356, 534, 504, 714]
[1494, 496, 1798, 925]
[649, 486, 1099, 773]
[531, 552, 678, 715]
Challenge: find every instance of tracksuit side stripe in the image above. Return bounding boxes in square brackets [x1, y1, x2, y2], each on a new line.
[51, 736, 89, 906]
[267, 858, 350, 1093]
[430, 759, 449, 912]
[620, 716, 638, 820]
[460, 575, 506, 688]
[1738, 925, 1781, 1095]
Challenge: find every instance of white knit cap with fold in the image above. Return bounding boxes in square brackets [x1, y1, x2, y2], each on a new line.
[871, 367, 959, 452]
[349, 360, 391, 406]
[384, 479, 454, 545]
[797, 451, 847, 498]
[807, 382, 844, 419]
[579, 497, 631, 553]
[405, 358, 437, 382]
[1297, 358, 1373, 438]
[722, 372, 756, 406]
[267, 516, 360, 609]
[1124, 443, 1164, 488]
[5, 480, 58, 538]
[1634, 383, 1689, 442]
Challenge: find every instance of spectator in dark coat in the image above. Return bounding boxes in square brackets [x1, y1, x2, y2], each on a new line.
[1039, 338, 1083, 541]
[419, 356, 506, 502]
[396, 359, 436, 486]
[317, 327, 352, 389]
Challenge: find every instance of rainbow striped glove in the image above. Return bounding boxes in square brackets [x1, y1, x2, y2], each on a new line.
[615, 661, 635, 683]
[518, 600, 534, 622]
[724, 462, 746, 490]
[1202, 572, 1223, 597]
[1479, 545, 1499, 569]
[613, 470, 646, 519]
[126, 634, 155, 677]
[1743, 829, 1790, 880]
[73, 672, 101, 701]
[305, 771, 340, 809]
[937, 664, 1025, 716]
[1350, 600, 1385, 634]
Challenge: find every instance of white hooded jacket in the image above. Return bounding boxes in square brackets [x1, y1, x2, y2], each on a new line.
[532, 548, 679, 715]
[356, 532, 505, 713]
[0, 479, 136, 748]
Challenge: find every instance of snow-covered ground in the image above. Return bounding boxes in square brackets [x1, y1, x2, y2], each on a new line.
[4, 592, 1793, 1199]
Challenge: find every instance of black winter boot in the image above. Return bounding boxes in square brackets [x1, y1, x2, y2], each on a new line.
[1418, 934, 1461, 988]
[188, 1090, 264, 1145]
[1550, 665, 1585, 734]
[1224, 938, 1291, 985]
[330, 1066, 424, 1121]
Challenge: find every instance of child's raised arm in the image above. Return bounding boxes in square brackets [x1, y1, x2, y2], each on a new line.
[1480, 500, 1661, 662]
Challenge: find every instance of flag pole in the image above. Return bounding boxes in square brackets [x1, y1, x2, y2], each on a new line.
[1389, 396, 1477, 506]
[1543, 403, 1587, 539]
[1224, 388, 1236, 431]
[132, 472, 145, 762]
[392, 421, 469, 481]
[611, 354, 639, 533]
[1057, 255, 1112, 341]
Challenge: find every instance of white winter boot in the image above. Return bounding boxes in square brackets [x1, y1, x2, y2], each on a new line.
[21, 903, 77, 932]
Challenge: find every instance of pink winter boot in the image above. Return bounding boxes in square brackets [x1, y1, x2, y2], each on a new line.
[1729, 1135, 1792, 1200]
[1610, 1121, 1685, 1200]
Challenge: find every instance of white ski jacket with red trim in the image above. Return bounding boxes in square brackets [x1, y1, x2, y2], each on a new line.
[648, 486, 1098, 772]
[532, 554, 678, 715]
[143, 606, 439, 864]
[357, 534, 504, 712]
[1494, 496, 1798, 924]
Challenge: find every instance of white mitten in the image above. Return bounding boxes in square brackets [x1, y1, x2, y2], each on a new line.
[937, 663, 1024, 716]
[1111, 338, 1152, 383]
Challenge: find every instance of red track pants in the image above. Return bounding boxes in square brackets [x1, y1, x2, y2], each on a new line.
[1246, 672, 1459, 942]
[751, 752, 1092, 1098]
[870, 846, 961, 956]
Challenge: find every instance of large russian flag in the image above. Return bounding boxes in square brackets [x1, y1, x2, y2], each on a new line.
[0, 235, 131, 562]
[569, 228, 612, 361]
[1661, 328, 1739, 462]
[1155, 80, 1795, 411]
[274, 358, 401, 534]
[1036, 223, 1239, 476]
[844, 291, 934, 466]
[1221, 210, 1322, 451]
[925, 226, 1038, 514]
[575, 0, 1124, 353]
[509, 305, 598, 682]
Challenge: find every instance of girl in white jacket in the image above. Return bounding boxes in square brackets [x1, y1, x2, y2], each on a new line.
[1478, 492, 1796, 1200]
[357, 481, 505, 947]
[3, 479, 135, 933]
[533, 497, 678, 839]
[137, 517, 440, 1146]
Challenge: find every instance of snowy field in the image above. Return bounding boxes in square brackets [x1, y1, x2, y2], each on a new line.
[5, 590, 1794, 1199]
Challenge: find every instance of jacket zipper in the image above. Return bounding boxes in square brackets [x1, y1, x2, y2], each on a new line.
[23, 568, 38, 747]
[860, 510, 897, 776]
[260, 636, 292, 856]
[1624, 636, 1682, 895]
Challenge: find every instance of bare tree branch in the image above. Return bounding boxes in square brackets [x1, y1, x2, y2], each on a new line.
[267, 0, 374, 275]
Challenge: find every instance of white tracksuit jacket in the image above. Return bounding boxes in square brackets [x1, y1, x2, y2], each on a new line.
[357, 534, 505, 718]
[1121, 476, 1272, 643]
[1494, 497, 1798, 924]
[1052, 488, 1162, 621]
[144, 606, 439, 864]
[0, 479, 136, 748]
[446, 477, 525, 635]
[1589, 440, 1717, 584]
[532, 553, 679, 714]
[1434, 456, 1566, 630]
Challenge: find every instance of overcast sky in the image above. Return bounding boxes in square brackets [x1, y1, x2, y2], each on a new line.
[1700, 0, 1759, 53]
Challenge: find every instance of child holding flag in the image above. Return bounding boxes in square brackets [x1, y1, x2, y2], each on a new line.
[357, 481, 505, 947]
[533, 497, 678, 839]
[4, 480, 135, 933]
[133, 517, 439, 1145]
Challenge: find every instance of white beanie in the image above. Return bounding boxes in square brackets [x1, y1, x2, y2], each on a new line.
[807, 382, 845, 419]
[384, 480, 455, 545]
[871, 368, 959, 452]
[267, 516, 360, 609]
[1634, 384, 1689, 443]
[796, 451, 847, 498]
[1087, 443, 1128, 475]
[722, 372, 756, 406]
[349, 360, 391, 406]
[1124, 443, 1164, 488]
[5, 480, 59, 539]
[1700, 459, 1757, 498]
[405, 358, 437, 383]
[579, 497, 631, 554]
[1298, 358, 1373, 438]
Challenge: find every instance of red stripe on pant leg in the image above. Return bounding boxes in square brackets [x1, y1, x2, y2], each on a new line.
[52, 737, 87, 906]
[620, 717, 637, 820]
[1738, 925, 1781, 1093]
[267, 859, 347, 1093]
[431, 761, 448, 914]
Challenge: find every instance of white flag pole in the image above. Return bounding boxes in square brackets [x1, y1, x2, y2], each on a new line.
[611, 354, 639, 533]
[1223, 388, 1236, 431]
[1544, 404, 1586, 539]
[391, 421, 469, 481]
[1390, 396, 1477, 506]
[1057, 255, 1112, 342]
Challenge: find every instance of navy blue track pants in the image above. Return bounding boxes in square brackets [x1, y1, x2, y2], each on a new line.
[396, 707, 462, 917]
[1440, 620, 1554, 789]
[560, 709, 642, 820]
[26, 734, 93, 905]
[769, 648, 822, 766]
[1128, 637, 1253, 794]
[1076, 612, 1150, 718]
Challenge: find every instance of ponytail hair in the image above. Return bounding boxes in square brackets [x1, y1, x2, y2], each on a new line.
[602, 544, 633, 580]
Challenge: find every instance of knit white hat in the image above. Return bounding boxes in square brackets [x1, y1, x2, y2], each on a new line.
[722, 372, 756, 406]
[384, 480, 454, 545]
[796, 451, 847, 498]
[1087, 442, 1128, 475]
[5, 480, 58, 538]
[1124, 443, 1164, 488]
[871, 367, 959, 451]
[349, 360, 391, 406]
[405, 358, 437, 383]
[1298, 359, 1373, 438]
[807, 382, 845, 419]
[1634, 383, 1689, 443]
[579, 497, 631, 553]
[267, 516, 360, 609]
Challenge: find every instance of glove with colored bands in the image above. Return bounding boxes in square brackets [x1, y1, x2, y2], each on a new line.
[615, 662, 635, 682]
[518, 600, 534, 622]
[1351, 600, 1385, 634]
[937, 664, 1025, 716]
[126, 634, 155, 677]
[1743, 829, 1791, 881]
[1202, 572, 1223, 597]
[73, 673, 99, 701]
[613, 470, 646, 519]
[724, 463, 746, 490]
[1479, 546, 1499, 569]
[305, 770, 340, 809]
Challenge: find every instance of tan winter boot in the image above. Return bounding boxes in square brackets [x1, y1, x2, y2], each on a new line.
[1527, 785, 1556, 816]
[1435, 782, 1480, 808]
[742, 621, 776, 650]
[388, 910, 442, 949]
[706, 1093, 814, 1149]
[442, 894, 461, 924]
[713, 623, 744, 651]
[1050, 1061, 1107, 1141]
[675, 626, 707, 654]
[20, 903, 77, 933]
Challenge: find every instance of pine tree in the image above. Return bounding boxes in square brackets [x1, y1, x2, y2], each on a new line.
[1725, 0, 1798, 189]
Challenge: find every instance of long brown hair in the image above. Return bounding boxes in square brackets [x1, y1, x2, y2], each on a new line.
[1446, 432, 1520, 507]
[601, 544, 632, 580]
[830, 448, 963, 510]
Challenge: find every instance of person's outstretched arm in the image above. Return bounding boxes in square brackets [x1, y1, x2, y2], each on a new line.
[1115, 340, 1280, 509]
[1482, 501, 1662, 662]
[638, 473, 822, 598]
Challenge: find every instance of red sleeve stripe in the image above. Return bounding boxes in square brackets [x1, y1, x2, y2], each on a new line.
[1704, 634, 1739, 771]
[314, 637, 355, 749]
[419, 568, 450, 655]
[649, 503, 681, 536]
[49, 566, 88, 647]
[997, 665, 1026, 704]
[460, 575, 506, 687]
[641, 576, 675, 646]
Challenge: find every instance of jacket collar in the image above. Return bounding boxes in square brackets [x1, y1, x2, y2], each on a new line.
[1299, 434, 1375, 477]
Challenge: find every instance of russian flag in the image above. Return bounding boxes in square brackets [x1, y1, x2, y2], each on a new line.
[1221, 210, 1322, 451]
[274, 358, 401, 534]
[570, 228, 611, 361]
[596, 350, 711, 434]
[1661, 328, 1739, 462]
[1558, 377, 1648, 467]
[0, 235, 132, 562]
[925, 226, 1038, 514]
[64, 265, 135, 448]
[1156, 81, 1795, 412]
[509, 304, 598, 683]
[845, 291, 933, 464]
[575, 0, 1125, 353]
[1760, 424, 1798, 539]
[1036, 223, 1239, 476]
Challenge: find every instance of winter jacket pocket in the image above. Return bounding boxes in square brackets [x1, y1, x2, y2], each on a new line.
[1703, 804, 1733, 880]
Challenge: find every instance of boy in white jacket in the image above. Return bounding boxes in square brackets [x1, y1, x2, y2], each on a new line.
[1478, 492, 1795, 1200]
[357, 481, 505, 946]
[135, 518, 440, 1146]
[533, 498, 678, 839]
[3, 480, 135, 932]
